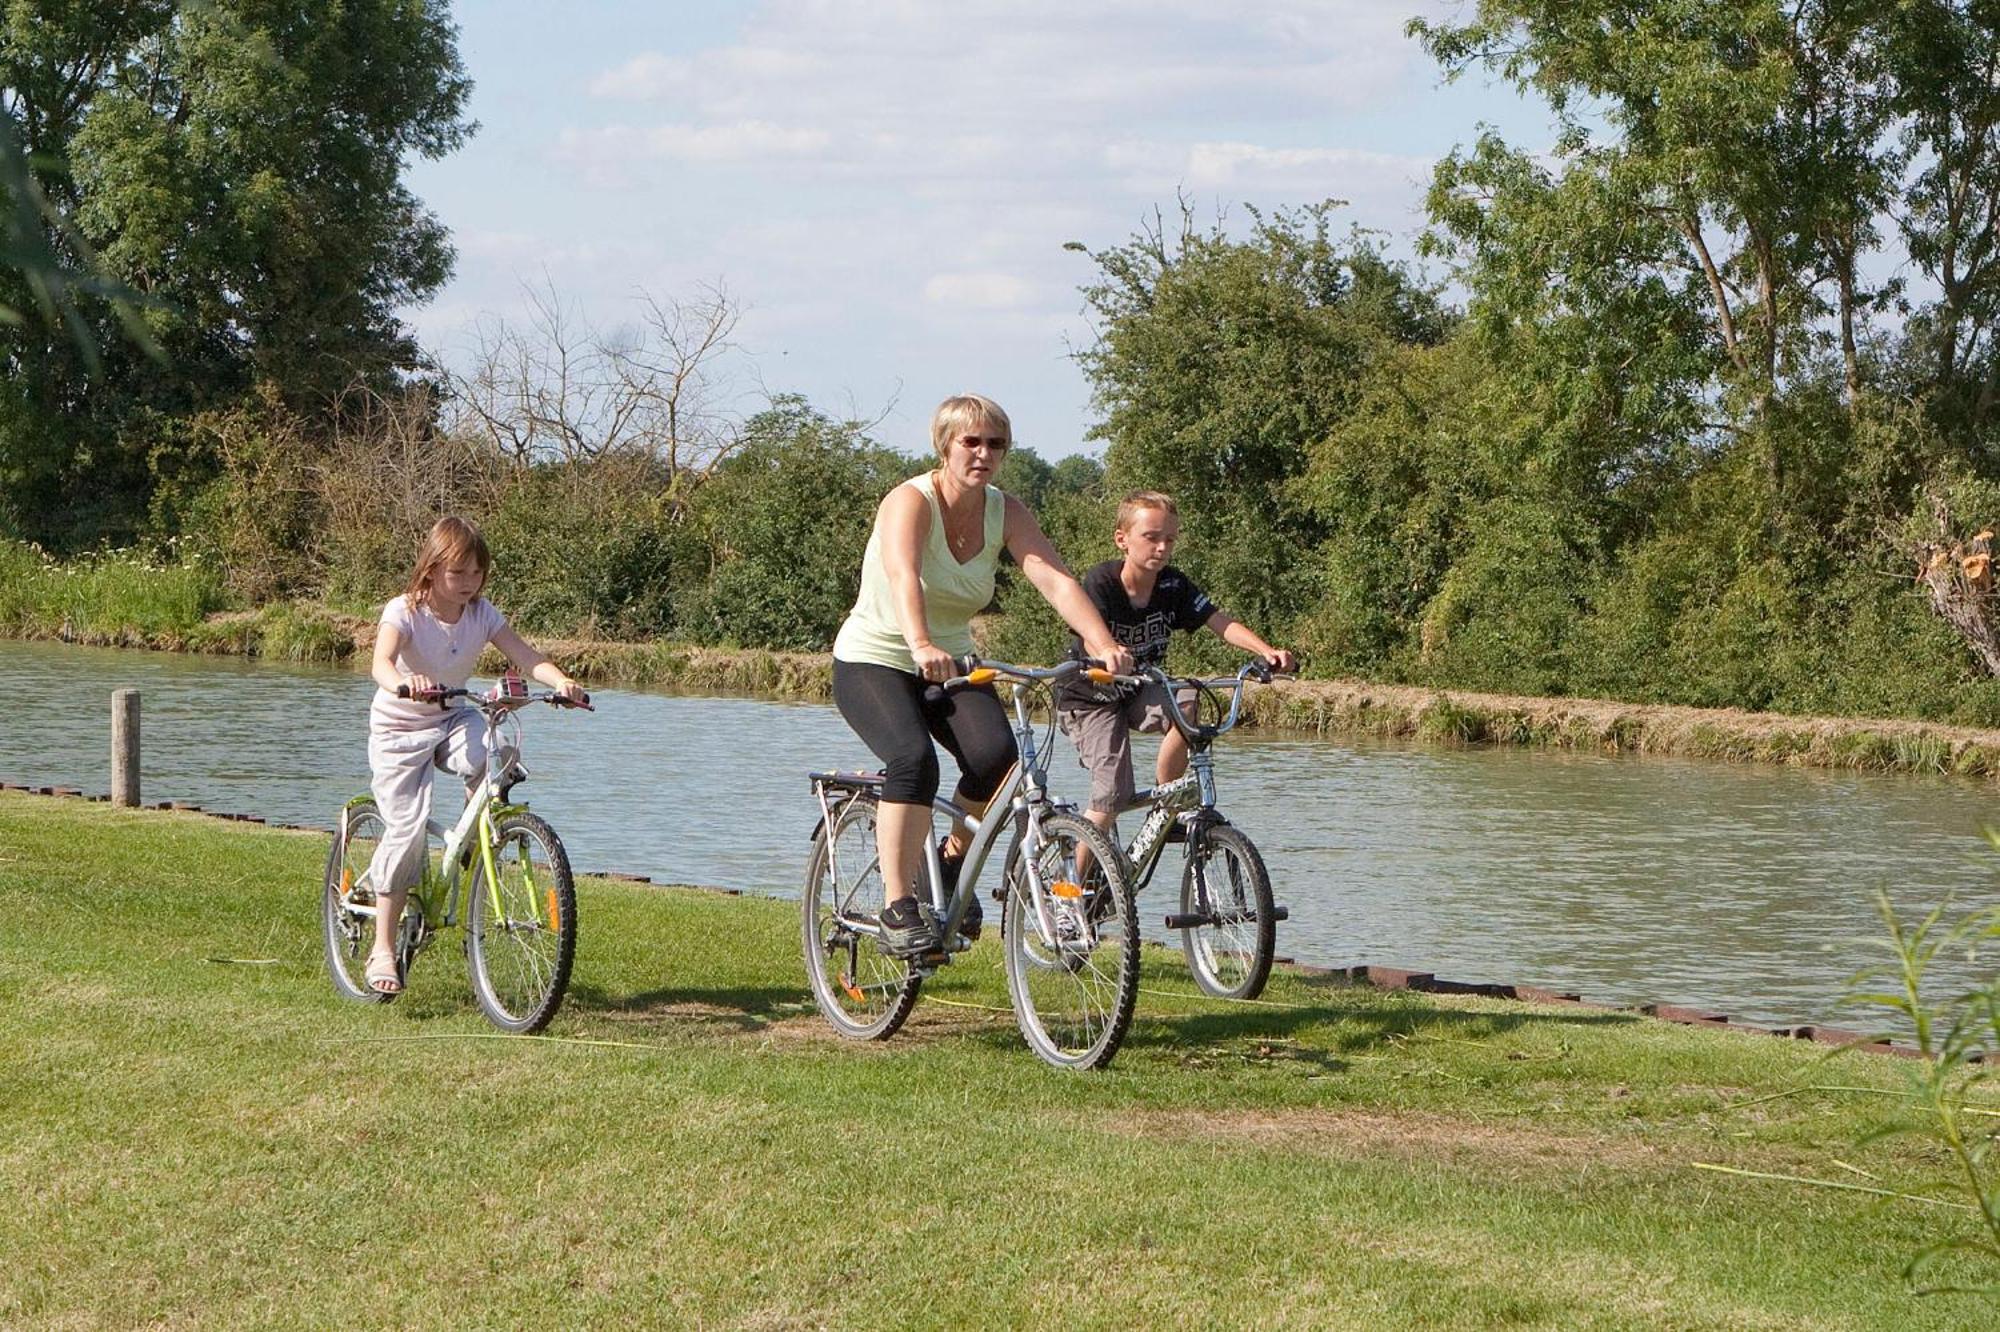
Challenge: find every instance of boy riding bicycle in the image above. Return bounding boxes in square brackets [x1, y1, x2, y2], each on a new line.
[1056, 491, 1296, 846]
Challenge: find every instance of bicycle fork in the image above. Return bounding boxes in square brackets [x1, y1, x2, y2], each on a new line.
[1162, 822, 1292, 930]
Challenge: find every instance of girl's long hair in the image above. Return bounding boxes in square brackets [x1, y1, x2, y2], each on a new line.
[404, 516, 492, 608]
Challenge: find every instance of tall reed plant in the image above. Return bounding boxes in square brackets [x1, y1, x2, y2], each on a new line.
[1850, 884, 2000, 1293]
[0, 539, 225, 643]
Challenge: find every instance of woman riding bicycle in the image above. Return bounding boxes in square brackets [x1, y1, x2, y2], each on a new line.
[831, 393, 1131, 958]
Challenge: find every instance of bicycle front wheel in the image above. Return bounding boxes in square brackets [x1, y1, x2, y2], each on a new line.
[802, 793, 923, 1040]
[1001, 811, 1139, 1071]
[323, 800, 391, 1004]
[465, 811, 577, 1034]
[1179, 823, 1276, 1000]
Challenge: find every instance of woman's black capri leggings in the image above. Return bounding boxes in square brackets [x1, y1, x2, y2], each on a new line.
[832, 658, 1017, 805]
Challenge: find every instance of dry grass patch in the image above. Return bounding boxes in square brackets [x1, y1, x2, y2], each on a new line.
[1102, 1105, 1670, 1170]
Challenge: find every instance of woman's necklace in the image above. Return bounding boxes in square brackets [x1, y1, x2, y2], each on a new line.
[935, 473, 982, 558]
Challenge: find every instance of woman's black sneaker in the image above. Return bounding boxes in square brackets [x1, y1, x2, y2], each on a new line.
[878, 896, 939, 958]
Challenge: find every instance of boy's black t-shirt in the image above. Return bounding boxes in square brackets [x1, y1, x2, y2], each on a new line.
[1057, 559, 1216, 708]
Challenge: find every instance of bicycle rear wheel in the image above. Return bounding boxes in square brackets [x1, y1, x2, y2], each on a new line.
[322, 799, 391, 1004]
[802, 793, 922, 1040]
[1001, 811, 1139, 1070]
[466, 810, 577, 1034]
[1179, 823, 1276, 1000]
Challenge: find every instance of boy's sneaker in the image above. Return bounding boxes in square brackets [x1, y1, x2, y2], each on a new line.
[877, 896, 939, 958]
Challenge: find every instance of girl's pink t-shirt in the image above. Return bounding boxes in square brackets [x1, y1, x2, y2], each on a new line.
[369, 594, 509, 731]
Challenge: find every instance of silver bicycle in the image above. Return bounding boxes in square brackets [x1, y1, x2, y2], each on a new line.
[323, 680, 591, 1033]
[1111, 661, 1290, 1000]
[803, 658, 1141, 1070]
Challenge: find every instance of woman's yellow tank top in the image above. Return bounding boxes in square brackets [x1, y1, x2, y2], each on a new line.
[832, 472, 1007, 673]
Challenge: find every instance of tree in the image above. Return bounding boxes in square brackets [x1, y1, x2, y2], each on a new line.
[677, 397, 917, 650]
[449, 279, 750, 492]
[0, 1, 472, 548]
[1069, 202, 1450, 640]
[1415, 2, 1906, 524]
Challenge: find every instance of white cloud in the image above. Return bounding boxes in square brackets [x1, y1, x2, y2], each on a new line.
[589, 46, 826, 101]
[923, 272, 1038, 309]
[555, 120, 831, 168]
[568, 0, 1439, 186]
[1184, 143, 1430, 194]
[412, 0, 1542, 455]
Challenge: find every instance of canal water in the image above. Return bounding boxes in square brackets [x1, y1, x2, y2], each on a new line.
[2, 638, 1995, 1028]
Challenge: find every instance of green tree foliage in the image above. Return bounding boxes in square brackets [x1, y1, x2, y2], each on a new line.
[1355, 0, 2000, 718]
[0, 1, 471, 549]
[1071, 203, 1451, 645]
[676, 398, 917, 651]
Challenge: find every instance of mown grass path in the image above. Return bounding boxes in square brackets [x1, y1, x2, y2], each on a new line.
[2, 792, 1992, 1328]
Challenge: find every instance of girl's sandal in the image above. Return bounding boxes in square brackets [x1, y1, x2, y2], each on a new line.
[366, 954, 403, 997]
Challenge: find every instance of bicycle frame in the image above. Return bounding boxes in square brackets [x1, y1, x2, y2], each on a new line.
[338, 702, 536, 939]
[813, 660, 1094, 963]
[1114, 663, 1268, 892]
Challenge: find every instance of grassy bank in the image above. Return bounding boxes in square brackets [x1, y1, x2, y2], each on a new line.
[11, 545, 2000, 779]
[2, 791, 1995, 1327]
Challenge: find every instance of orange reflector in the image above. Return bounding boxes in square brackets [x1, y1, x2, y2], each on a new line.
[967, 667, 998, 685]
[840, 974, 864, 1002]
[1050, 880, 1083, 899]
[340, 868, 352, 895]
[545, 887, 560, 931]
[1084, 668, 1113, 685]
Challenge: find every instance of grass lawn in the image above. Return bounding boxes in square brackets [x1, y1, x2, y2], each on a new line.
[2, 791, 1994, 1329]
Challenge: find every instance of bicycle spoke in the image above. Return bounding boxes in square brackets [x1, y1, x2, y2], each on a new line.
[1004, 812, 1139, 1070]
[802, 794, 921, 1040]
[466, 812, 576, 1033]
[1178, 826, 1276, 1001]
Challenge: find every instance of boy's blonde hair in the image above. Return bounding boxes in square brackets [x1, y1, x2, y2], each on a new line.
[930, 393, 1012, 460]
[404, 516, 492, 607]
[1116, 490, 1179, 531]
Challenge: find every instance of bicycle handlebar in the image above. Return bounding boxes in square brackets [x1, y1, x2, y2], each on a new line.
[932, 656, 1115, 697]
[1095, 660, 1293, 739]
[396, 682, 594, 711]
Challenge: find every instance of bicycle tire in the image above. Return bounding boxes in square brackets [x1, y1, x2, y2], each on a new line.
[322, 800, 392, 1005]
[465, 810, 577, 1034]
[801, 793, 922, 1040]
[1179, 823, 1276, 1000]
[1001, 811, 1139, 1070]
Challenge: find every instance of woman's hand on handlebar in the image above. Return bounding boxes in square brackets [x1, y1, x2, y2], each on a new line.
[1263, 648, 1297, 675]
[911, 640, 958, 684]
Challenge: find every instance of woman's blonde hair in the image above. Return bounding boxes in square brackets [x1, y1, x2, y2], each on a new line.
[404, 516, 492, 607]
[1116, 490, 1179, 531]
[930, 393, 1012, 460]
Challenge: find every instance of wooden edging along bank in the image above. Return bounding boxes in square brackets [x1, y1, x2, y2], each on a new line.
[16, 612, 2000, 781]
[0, 780, 1937, 1063]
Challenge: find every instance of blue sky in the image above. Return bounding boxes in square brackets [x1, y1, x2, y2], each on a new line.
[403, 1, 1557, 459]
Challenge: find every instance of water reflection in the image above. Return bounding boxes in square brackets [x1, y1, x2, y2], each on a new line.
[2, 638, 1995, 1027]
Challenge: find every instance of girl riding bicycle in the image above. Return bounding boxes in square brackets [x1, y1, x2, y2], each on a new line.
[364, 516, 585, 995]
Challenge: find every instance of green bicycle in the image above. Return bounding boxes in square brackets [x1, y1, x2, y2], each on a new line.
[322, 683, 590, 1033]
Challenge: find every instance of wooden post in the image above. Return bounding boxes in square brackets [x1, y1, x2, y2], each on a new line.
[112, 689, 140, 808]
